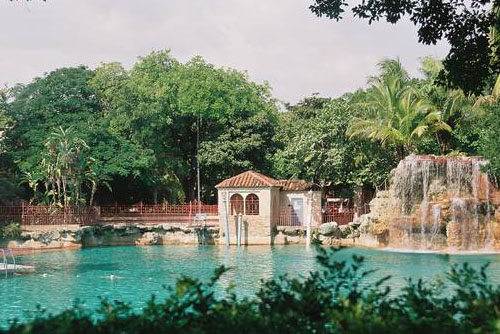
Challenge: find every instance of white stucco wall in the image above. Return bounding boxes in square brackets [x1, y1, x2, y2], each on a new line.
[217, 187, 276, 245]
[216, 187, 323, 244]
[217, 188, 274, 216]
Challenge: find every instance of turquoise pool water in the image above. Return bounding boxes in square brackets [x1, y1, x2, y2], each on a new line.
[2, 246, 500, 326]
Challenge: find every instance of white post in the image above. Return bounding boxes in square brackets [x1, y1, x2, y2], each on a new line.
[223, 191, 231, 246]
[237, 213, 242, 247]
[306, 190, 313, 247]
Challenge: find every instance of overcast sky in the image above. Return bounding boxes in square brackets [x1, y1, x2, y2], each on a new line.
[0, 0, 449, 104]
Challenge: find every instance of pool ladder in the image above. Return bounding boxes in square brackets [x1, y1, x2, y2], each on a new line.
[1, 248, 16, 274]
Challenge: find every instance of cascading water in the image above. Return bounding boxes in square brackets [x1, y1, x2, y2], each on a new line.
[428, 204, 442, 246]
[484, 171, 494, 248]
[450, 198, 476, 250]
[388, 154, 498, 251]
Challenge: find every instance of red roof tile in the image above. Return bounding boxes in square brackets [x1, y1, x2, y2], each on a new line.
[278, 179, 319, 191]
[215, 171, 280, 188]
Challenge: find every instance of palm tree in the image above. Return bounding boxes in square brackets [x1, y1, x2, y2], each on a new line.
[41, 126, 90, 207]
[474, 74, 500, 107]
[418, 56, 476, 154]
[423, 86, 475, 154]
[368, 58, 410, 86]
[348, 60, 451, 160]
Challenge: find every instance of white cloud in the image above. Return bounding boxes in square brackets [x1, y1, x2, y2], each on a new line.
[0, 0, 449, 103]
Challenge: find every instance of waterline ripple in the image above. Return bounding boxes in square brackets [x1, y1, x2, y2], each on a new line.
[1, 245, 500, 326]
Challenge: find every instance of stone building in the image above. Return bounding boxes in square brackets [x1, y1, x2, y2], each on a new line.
[216, 171, 322, 245]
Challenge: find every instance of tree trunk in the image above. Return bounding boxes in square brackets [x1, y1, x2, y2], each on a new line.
[397, 145, 406, 161]
[89, 182, 96, 206]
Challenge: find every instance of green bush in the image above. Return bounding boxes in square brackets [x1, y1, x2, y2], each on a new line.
[3, 248, 500, 334]
[0, 222, 21, 240]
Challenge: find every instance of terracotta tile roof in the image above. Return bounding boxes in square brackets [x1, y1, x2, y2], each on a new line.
[215, 171, 280, 188]
[216, 171, 322, 191]
[278, 179, 320, 191]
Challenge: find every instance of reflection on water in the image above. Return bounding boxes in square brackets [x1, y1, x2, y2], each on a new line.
[1, 245, 500, 326]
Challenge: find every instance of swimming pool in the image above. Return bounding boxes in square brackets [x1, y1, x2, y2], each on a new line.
[2, 245, 500, 326]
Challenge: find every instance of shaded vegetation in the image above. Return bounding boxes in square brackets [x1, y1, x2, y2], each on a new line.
[273, 96, 395, 194]
[3, 52, 277, 205]
[0, 223, 21, 240]
[2, 50, 500, 204]
[479, 101, 500, 179]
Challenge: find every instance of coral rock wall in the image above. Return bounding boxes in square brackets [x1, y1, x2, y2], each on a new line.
[360, 155, 500, 251]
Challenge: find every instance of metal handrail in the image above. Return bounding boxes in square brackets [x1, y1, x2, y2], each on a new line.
[5, 249, 15, 270]
[0, 248, 16, 273]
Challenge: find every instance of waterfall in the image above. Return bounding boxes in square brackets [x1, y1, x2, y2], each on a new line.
[428, 204, 441, 246]
[447, 158, 471, 197]
[471, 161, 481, 249]
[388, 154, 495, 251]
[450, 198, 474, 250]
[420, 161, 431, 248]
[485, 171, 494, 248]
[420, 201, 428, 247]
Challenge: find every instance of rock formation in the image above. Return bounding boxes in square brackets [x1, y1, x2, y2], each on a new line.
[358, 155, 500, 251]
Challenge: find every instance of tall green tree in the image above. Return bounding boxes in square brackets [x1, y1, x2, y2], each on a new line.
[93, 51, 279, 203]
[273, 96, 395, 194]
[0, 88, 9, 153]
[473, 76, 500, 181]
[479, 102, 500, 181]
[0, 88, 21, 204]
[176, 57, 278, 201]
[6, 66, 153, 204]
[92, 53, 183, 203]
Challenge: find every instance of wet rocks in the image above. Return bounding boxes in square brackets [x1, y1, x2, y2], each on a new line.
[136, 232, 161, 246]
[317, 221, 359, 240]
[4, 228, 81, 249]
[318, 222, 338, 236]
[2, 223, 221, 249]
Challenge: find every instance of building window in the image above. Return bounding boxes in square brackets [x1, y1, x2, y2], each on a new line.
[230, 194, 244, 215]
[245, 194, 259, 215]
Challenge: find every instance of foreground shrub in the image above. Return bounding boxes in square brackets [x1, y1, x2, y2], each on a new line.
[4, 248, 500, 334]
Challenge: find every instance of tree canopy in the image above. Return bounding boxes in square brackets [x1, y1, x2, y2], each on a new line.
[348, 59, 452, 159]
[5, 66, 153, 205]
[91, 51, 278, 203]
[2, 51, 500, 204]
[273, 96, 396, 195]
[3, 50, 278, 205]
[309, 0, 500, 94]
